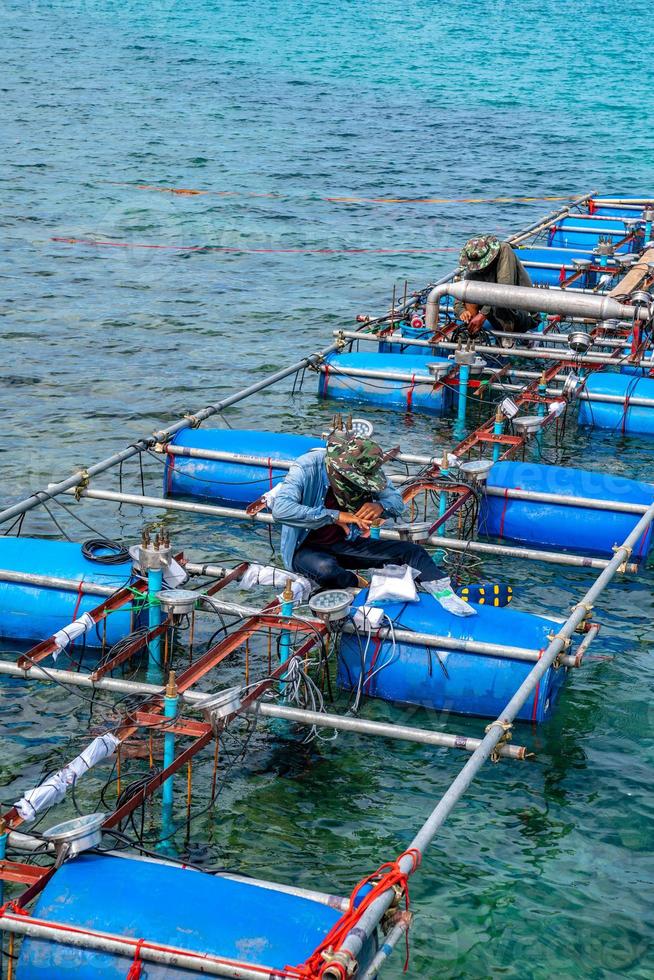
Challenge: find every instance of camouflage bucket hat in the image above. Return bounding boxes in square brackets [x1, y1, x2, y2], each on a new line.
[326, 437, 388, 498]
[459, 234, 501, 272]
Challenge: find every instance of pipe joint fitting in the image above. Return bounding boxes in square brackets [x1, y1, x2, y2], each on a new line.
[320, 947, 358, 979]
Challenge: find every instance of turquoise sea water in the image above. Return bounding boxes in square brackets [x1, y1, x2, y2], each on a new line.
[1, 1, 654, 977]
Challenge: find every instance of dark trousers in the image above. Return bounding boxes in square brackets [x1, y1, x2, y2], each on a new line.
[293, 537, 441, 589]
[487, 309, 539, 333]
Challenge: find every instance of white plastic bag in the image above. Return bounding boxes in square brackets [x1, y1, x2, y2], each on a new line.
[368, 565, 420, 605]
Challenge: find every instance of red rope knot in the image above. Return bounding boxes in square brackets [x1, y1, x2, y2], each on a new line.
[0, 901, 30, 918]
[126, 938, 146, 980]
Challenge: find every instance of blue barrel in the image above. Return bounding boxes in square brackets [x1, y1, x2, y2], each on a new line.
[0, 537, 133, 645]
[548, 216, 640, 251]
[515, 245, 596, 287]
[338, 592, 564, 722]
[319, 352, 453, 415]
[164, 428, 323, 506]
[591, 204, 647, 218]
[478, 461, 654, 559]
[578, 373, 654, 436]
[18, 853, 377, 979]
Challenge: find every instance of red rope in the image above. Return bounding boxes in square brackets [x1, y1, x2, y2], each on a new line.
[268, 457, 273, 491]
[406, 374, 416, 411]
[621, 395, 631, 435]
[364, 636, 382, 694]
[126, 938, 145, 980]
[166, 452, 175, 494]
[498, 487, 511, 537]
[293, 849, 421, 979]
[0, 901, 30, 918]
[559, 265, 566, 284]
[322, 363, 330, 397]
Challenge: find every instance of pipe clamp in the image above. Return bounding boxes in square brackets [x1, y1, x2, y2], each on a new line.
[73, 470, 90, 501]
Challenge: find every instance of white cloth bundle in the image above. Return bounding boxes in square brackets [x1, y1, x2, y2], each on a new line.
[52, 612, 96, 661]
[239, 563, 312, 603]
[15, 733, 121, 821]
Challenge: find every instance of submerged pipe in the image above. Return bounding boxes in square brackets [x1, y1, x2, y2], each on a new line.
[424, 280, 644, 331]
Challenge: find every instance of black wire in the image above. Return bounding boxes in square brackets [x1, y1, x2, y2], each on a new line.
[81, 538, 131, 565]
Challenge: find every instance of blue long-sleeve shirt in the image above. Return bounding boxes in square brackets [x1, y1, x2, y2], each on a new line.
[271, 448, 405, 570]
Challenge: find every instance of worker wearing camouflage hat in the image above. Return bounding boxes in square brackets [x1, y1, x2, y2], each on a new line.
[272, 436, 441, 588]
[455, 234, 538, 338]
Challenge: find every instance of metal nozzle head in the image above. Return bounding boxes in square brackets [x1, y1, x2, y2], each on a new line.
[165, 670, 177, 698]
[283, 578, 294, 603]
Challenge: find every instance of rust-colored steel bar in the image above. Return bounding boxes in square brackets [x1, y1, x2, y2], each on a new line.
[90, 618, 171, 681]
[16, 580, 146, 670]
[0, 860, 48, 886]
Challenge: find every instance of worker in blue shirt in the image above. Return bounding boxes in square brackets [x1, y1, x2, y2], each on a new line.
[271, 436, 441, 589]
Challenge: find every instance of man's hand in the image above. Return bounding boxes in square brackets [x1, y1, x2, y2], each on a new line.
[467, 312, 486, 335]
[336, 512, 371, 536]
[460, 303, 479, 325]
[355, 501, 384, 523]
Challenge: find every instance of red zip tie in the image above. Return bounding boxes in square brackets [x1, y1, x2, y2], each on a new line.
[126, 938, 145, 980]
[559, 265, 566, 284]
[0, 901, 30, 917]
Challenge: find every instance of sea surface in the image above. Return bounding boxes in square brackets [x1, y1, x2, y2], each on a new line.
[1, 1, 653, 977]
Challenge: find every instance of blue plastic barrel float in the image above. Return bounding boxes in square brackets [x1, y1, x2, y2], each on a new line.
[18, 853, 377, 979]
[478, 461, 654, 560]
[164, 427, 323, 507]
[318, 352, 454, 415]
[0, 537, 133, 645]
[578, 373, 654, 436]
[338, 592, 564, 723]
[547, 216, 641, 251]
[515, 245, 596, 287]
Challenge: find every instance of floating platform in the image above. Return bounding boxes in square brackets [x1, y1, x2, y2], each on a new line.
[479, 461, 654, 559]
[318, 351, 453, 415]
[338, 592, 565, 723]
[17, 853, 377, 979]
[0, 537, 133, 645]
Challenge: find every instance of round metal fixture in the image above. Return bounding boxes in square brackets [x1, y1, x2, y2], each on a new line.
[596, 318, 621, 335]
[512, 415, 545, 436]
[569, 330, 592, 354]
[394, 521, 433, 543]
[426, 361, 451, 380]
[199, 686, 242, 727]
[308, 590, 352, 623]
[631, 290, 652, 307]
[563, 373, 583, 399]
[616, 253, 637, 267]
[43, 813, 106, 857]
[572, 258, 592, 271]
[349, 418, 374, 439]
[157, 589, 198, 616]
[456, 459, 494, 482]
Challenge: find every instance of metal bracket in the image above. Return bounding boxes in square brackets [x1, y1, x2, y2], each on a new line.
[335, 330, 347, 352]
[183, 413, 201, 429]
[612, 544, 633, 574]
[307, 354, 325, 373]
[320, 947, 358, 977]
[73, 469, 90, 501]
[485, 719, 513, 763]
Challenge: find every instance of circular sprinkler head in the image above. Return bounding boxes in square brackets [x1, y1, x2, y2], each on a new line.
[596, 318, 621, 335]
[348, 418, 374, 439]
[426, 361, 451, 380]
[157, 589, 198, 616]
[616, 253, 637, 267]
[512, 415, 545, 437]
[569, 330, 592, 354]
[456, 458, 494, 482]
[563, 373, 583, 399]
[308, 590, 352, 623]
[572, 257, 592, 271]
[394, 520, 433, 543]
[43, 813, 106, 857]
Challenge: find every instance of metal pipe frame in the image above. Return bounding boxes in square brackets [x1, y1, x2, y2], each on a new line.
[0, 340, 341, 529]
[66, 486, 637, 572]
[424, 279, 645, 332]
[323, 497, 654, 977]
[483, 485, 652, 516]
